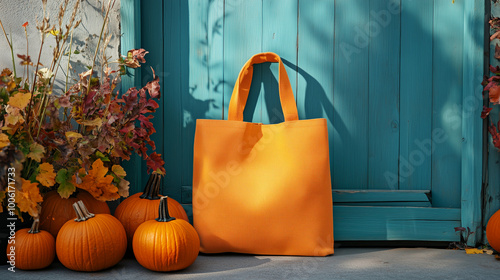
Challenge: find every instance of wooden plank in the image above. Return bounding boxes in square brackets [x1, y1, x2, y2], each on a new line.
[336, 202, 431, 207]
[120, 0, 143, 195]
[182, 0, 225, 192]
[182, 203, 460, 241]
[333, 206, 461, 241]
[262, 0, 297, 124]
[399, 0, 433, 191]
[182, 186, 430, 204]
[162, 0, 185, 201]
[367, 0, 401, 189]
[461, 0, 485, 246]
[297, 0, 335, 182]
[141, 0, 164, 195]
[431, 0, 464, 208]
[333, 0, 369, 189]
[333, 189, 430, 203]
[223, 0, 263, 122]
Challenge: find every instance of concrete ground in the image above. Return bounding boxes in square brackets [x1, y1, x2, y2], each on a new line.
[1, 247, 499, 280]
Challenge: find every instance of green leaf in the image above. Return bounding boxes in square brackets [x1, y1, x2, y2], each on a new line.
[95, 151, 110, 162]
[73, 49, 80, 54]
[86, 65, 92, 70]
[55, 169, 76, 198]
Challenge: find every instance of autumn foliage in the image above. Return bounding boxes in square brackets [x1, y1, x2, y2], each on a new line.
[0, 1, 164, 219]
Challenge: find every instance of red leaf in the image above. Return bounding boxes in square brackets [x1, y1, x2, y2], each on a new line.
[489, 124, 500, 149]
[146, 152, 165, 174]
[22, 22, 28, 28]
[144, 67, 161, 98]
[489, 85, 500, 104]
[481, 106, 493, 119]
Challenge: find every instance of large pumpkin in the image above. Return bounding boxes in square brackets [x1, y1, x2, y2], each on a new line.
[40, 190, 110, 238]
[56, 201, 127, 271]
[114, 173, 188, 247]
[133, 196, 200, 271]
[486, 210, 500, 252]
[6, 219, 55, 270]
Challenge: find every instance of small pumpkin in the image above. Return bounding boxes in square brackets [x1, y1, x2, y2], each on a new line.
[6, 218, 55, 270]
[486, 210, 500, 252]
[133, 196, 200, 271]
[40, 190, 110, 238]
[56, 201, 127, 271]
[114, 173, 188, 247]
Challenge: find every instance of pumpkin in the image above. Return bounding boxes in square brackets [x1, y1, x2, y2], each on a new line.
[114, 173, 188, 247]
[6, 218, 55, 270]
[40, 190, 110, 238]
[56, 201, 127, 271]
[486, 210, 500, 252]
[133, 196, 200, 271]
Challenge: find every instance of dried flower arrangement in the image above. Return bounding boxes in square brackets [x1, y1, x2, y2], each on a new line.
[0, 0, 165, 219]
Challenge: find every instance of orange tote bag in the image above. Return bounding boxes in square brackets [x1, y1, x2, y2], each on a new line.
[192, 52, 333, 256]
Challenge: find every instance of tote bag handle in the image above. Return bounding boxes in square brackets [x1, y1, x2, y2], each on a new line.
[227, 52, 299, 122]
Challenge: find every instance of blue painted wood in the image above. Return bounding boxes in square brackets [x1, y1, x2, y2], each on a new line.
[161, 0, 185, 201]
[182, 0, 225, 191]
[461, 0, 485, 246]
[368, 0, 401, 189]
[399, 0, 433, 191]
[262, 0, 297, 124]
[120, 0, 143, 195]
[333, 206, 461, 241]
[297, 0, 335, 183]
[333, 190, 430, 203]
[223, 0, 263, 122]
[431, 0, 464, 208]
[333, 0, 369, 189]
[140, 0, 164, 195]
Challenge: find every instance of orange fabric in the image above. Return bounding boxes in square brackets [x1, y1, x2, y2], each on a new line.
[193, 52, 333, 256]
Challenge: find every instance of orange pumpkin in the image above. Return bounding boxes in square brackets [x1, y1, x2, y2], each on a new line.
[56, 201, 127, 271]
[40, 190, 110, 238]
[133, 196, 200, 271]
[486, 210, 500, 252]
[6, 219, 55, 270]
[114, 173, 188, 247]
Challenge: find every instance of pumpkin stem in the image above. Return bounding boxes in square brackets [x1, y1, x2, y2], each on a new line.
[139, 173, 161, 200]
[73, 200, 95, 222]
[156, 196, 176, 222]
[28, 218, 40, 234]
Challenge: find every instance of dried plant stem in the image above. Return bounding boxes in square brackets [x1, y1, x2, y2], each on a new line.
[24, 26, 29, 84]
[86, 0, 116, 96]
[65, 28, 75, 93]
[0, 20, 17, 77]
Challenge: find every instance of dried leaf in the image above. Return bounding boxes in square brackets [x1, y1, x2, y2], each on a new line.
[75, 159, 119, 201]
[0, 133, 10, 149]
[79, 118, 103, 127]
[481, 106, 493, 119]
[7, 92, 31, 109]
[118, 178, 130, 197]
[490, 85, 500, 104]
[16, 179, 43, 217]
[65, 131, 82, 146]
[111, 165, 127, 177]
[36, 162, 56, 187]
[465, 248, 484, 254]
[27, 142, 45, 162]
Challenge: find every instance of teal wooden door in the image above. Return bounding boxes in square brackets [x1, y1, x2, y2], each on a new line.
[121, 0, 485, 243]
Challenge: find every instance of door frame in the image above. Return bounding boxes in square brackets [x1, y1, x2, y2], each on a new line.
[120, 0, 486, 245]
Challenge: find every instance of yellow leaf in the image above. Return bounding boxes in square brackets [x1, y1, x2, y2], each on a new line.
[49, 29, 59, 36]
[0, 191, 5, 213]
[79, 118, 103, 127]
[465, 248, 483, 254]
[36, 162, 56, 187]
[7, 92, 31, 109]
[65, 131, 83, 145]
[27, 142, 45, 162]
[118, 178, 130, 197]
[0, 133, 10, 149]
[16, 179, 43, 217]
[112, 165, 127, 177]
